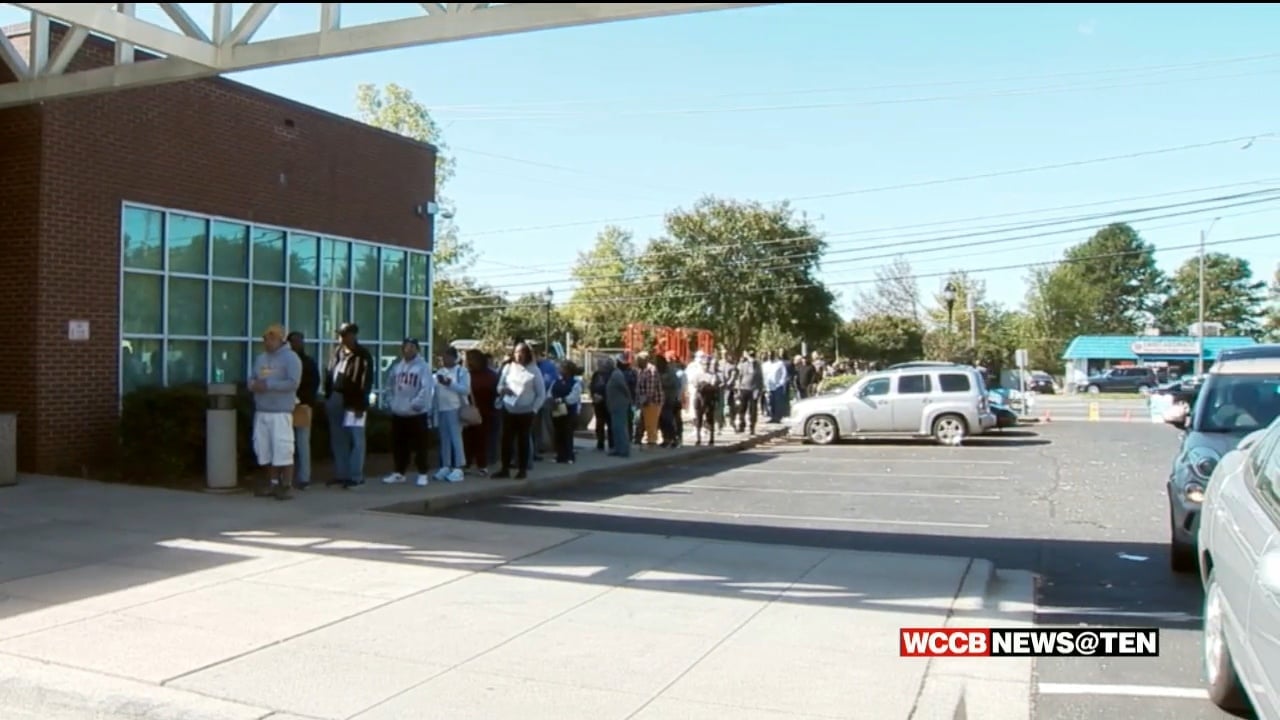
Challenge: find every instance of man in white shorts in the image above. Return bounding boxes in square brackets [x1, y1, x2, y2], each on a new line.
[250, 324, 303, 500]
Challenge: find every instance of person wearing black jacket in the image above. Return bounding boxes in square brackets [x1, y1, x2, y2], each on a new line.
[287, 331, 321, 489]
[588, 358, 613, 452]
[323, 322, 374, 489]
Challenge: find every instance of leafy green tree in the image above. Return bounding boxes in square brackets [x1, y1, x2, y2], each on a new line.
[565, 226, 639, 348]
[756, 321, 804, 357]
[634, 196, 839, 353]
[1020, 264, 1097, 372]
[1158, 252, 1266, 336]
[1266, 264, 1280, 341]
[1062, 223, 1166, 333]
[845, 314, 925, 367]
[856, 255, 922, 321]
[355, 82, 476, 351]
[921, 272, 1019, 372]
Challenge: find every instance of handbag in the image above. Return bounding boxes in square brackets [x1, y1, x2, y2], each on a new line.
[292, 403, 312, 429]
[459, 393, 482, 427]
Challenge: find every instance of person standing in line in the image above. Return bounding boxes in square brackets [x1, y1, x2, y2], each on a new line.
[250, 324, 302, 500]
[462, 349, 498, 476]
[286, 331, 320, 490]
[655, 353, 681, 448]
[604, 355, 633, 457]
[433, 346, 470, 484]
[381, 338, 434, 487]
[634, 352, 665, 448]
[494, 342, 545, 479]
[794, 355, 815, 400]
[688, 351, 723, 446]
[734, 349, 763, 434]
[549, 360, 583, 464]
[588, 357, 613, 452]
[763, 351, 789, 423]
[324, 322, 373, 489]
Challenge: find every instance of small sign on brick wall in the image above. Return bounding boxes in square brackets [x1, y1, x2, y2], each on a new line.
[68, 320, 90, 341]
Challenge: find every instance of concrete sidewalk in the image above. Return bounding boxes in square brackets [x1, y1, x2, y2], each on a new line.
[0, 474, 1032, 720]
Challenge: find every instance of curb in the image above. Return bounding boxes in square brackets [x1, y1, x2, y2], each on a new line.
[908, 558, 996, 720]
[373, 427, 789, 516]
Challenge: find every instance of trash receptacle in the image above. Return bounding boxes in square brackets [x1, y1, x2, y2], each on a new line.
[0, 412, 15, 487]
[206, 384, 238, 491]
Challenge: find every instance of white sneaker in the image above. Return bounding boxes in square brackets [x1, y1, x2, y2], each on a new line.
[445, 468, 465, 483]
[381, 472, 405, 485]
[415, 474, 429, 487]
[433, 468, 450, 481]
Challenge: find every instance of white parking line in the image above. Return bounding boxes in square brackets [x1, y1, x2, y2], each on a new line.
[731, 468, 1008, 481]
[1037, 683, 1208, 700]
[752, 455, 1015, 466]
[682, 484, 1001, 501]
[509, 498, 991, 529]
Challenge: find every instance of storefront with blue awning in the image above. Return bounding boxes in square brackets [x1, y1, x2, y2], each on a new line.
[1061, 335, 1259, 382]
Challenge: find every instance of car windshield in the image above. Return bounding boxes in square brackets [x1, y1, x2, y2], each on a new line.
[1192, 374, 1280, 434]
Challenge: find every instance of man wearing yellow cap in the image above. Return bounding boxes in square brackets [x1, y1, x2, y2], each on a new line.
[250, 324, 303, 500]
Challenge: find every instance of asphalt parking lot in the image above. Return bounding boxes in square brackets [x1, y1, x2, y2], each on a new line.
[441, 422, 1242, 720]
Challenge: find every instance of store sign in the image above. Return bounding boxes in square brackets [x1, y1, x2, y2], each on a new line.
[1131, 340, 1200, 356]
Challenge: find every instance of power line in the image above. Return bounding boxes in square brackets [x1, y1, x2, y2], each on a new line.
[430, 52, 1280, 113]
[452, 192, 1280, 299]
[457, 132, 1275, 238]
[446, 232, 1279, 313]
[442, 68, 1279, 122]
[465, 181, 1280, 280]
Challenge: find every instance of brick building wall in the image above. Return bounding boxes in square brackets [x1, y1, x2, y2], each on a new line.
[0, 23, 436, 474]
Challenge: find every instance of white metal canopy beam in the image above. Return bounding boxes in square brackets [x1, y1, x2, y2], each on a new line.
[0, 2, 772, 108]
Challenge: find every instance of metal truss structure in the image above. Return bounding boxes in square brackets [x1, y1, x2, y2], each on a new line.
[0, 2, 770, 108]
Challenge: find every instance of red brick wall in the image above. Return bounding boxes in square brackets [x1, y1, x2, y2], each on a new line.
[2, 24, 436, 473]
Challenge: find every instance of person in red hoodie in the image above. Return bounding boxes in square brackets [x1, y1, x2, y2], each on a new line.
[462, 349, 499, 475]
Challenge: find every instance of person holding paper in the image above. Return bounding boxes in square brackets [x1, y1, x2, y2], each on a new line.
[250, 324, 302, 500]
[493, 342, 546, 479]
[432, 346, 471, 484]
[323, 322, 374, 489]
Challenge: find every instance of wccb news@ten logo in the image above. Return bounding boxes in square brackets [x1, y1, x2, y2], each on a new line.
[898, 628, 1159, 658]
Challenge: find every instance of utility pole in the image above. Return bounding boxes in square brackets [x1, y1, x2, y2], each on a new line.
[967, 293, 977, 348]
[1196, 228, 1206, 376]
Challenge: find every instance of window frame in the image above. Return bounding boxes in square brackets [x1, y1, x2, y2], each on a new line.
[118, 201, 431, 397]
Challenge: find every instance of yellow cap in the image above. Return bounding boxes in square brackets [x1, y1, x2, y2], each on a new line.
[262, 323, 286, 340]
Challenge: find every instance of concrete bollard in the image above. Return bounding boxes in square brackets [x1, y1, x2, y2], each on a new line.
[206, 384, 238, 491]
[0, 412, 16, 487]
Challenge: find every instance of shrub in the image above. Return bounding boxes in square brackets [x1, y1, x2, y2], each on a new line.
[119, 385, 397, 486]
[817, 374, 859, 394]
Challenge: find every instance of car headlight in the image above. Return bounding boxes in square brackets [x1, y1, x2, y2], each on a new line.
[1184, 481, 1205, 503]
[1186, 447, 1221, 481]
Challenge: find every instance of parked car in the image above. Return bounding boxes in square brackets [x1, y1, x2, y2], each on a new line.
[1166, 345, 1280, 573]
[1075, 366, 1158, 394]
[784, 364, 995, 446]
[1196, 417, 1280, 718]
[1026, 371, 1056, 394]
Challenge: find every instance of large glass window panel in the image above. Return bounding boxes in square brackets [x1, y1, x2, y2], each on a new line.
[320, 238, 350, 289]
[168, 214, 209, 275]
[211, 341, 248, 384]
[353, 294, 380, 343]
[122, 272, 163, 334]
[251, 285, 285, 336]
[377, 345, 400, 379]
[211, 221, 249, 278]
[320, 290, 349, 339]
[382, 248, 407, 295]
[288, 288, 319, 339]
[122, 207, 164, 270]
[289, 233, 319, 286]
[211, 282, 248, 337]
[167, 277, 207, 336]
[352, 244, 380, 292]
[122, 339, 163, 393]
[252, 228, 286, 282]
[382, 296, 407, 344]
[408, 299, 427, 341]
[408, 253, 428, 296]
[167, 339, 207, 386]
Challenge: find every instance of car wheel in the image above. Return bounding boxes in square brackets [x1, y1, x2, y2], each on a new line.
[1087, 384, 1101, 394]
[931, 414, 967, 446]
[805, 415, 838, 445]
[1203, 570, 1250, 712]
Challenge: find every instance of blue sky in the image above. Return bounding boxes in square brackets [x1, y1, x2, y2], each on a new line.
[11, 3, 1279, 314]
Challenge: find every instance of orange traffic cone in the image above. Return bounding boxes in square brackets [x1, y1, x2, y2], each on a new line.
[1124, 409, 1132, 422]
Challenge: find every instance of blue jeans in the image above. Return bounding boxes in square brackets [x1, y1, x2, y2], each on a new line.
[294, 425, 311, 485]
[609, 406, 632, 457]
[437, 408, 464, 469]
[325, 393, 366, 483]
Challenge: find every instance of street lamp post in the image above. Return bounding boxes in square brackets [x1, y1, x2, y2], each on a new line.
[943, 282, 958, 333]
[543, 287, 554, 356]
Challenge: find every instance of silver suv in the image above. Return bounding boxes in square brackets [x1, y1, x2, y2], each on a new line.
[784, 364, 995, 445]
